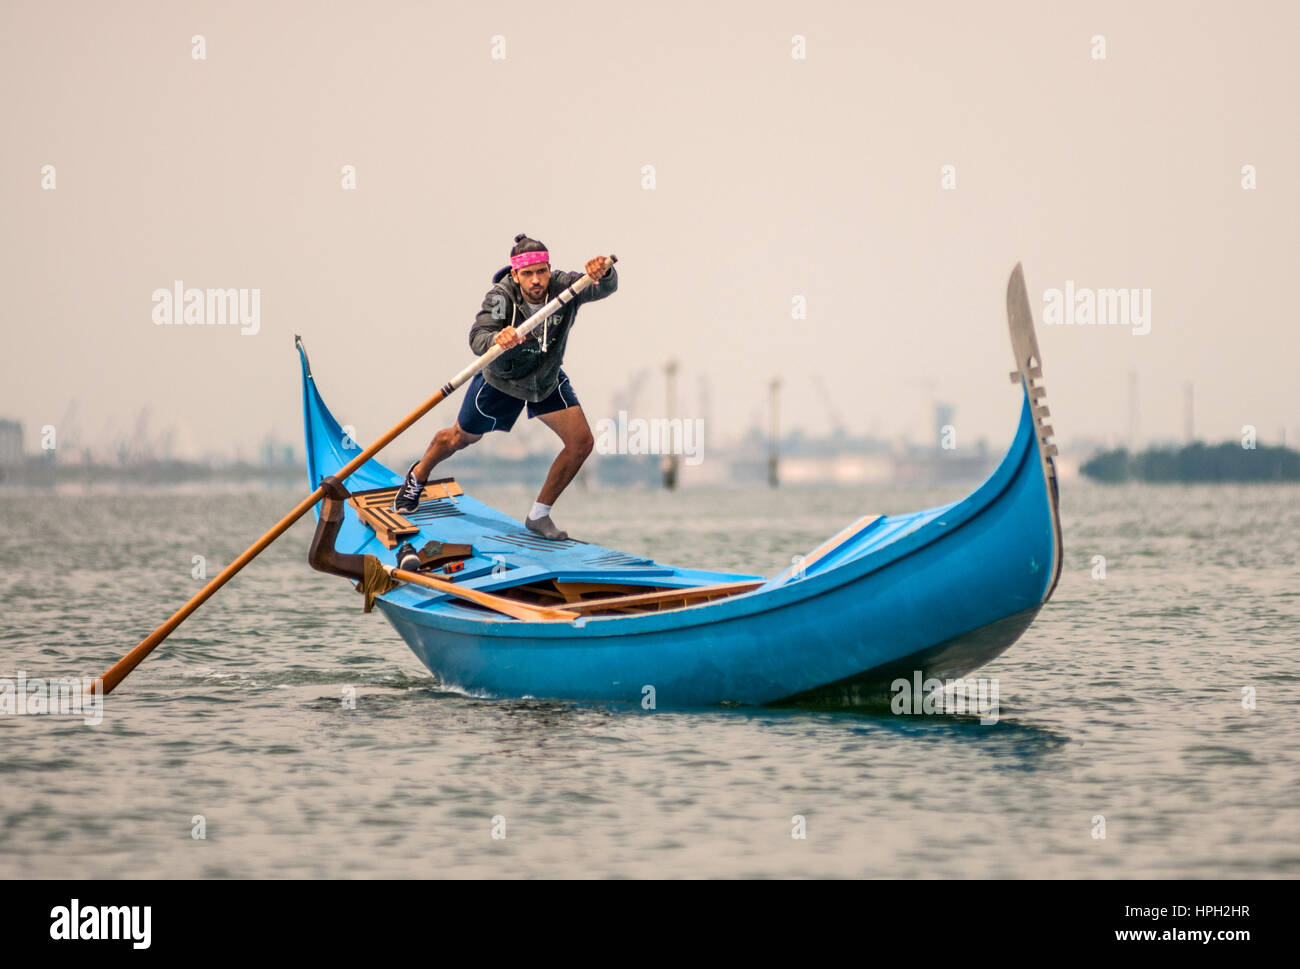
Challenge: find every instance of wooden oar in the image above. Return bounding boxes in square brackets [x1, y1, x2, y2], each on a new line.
[386, 566, 578, 622]
[560, 579, 764, 615]
[92, 255, 618, 695]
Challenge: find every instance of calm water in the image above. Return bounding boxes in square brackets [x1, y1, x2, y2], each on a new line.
[1, 480, 1297, 878]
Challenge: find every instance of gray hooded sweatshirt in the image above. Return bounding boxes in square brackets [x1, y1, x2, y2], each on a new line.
[469, 264, 619, 402]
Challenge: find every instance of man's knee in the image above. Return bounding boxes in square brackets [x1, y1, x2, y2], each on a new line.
[437, 425, 480, 451]
[570, 431, 595, 459]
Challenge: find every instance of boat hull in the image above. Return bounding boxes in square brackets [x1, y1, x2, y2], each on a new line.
[373, 395, 1055, 707]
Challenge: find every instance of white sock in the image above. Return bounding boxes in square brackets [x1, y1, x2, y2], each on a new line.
[528, 501, 552, 521]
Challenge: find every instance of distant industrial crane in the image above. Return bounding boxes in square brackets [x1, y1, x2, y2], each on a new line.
[611, 367, 649, 416]
[130, 405, 154, 462]
[662, 359, 679, 490]
[768, 377, 781, 488]
[812, 374, 846, 439]
[51, 398, 79, 462]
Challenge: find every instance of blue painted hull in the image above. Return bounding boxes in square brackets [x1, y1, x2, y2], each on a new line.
[297, 269, 1063, 707]
[376, 399, 1052, 706]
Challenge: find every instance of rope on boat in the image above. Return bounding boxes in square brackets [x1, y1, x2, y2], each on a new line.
[358, 555, 400, 612]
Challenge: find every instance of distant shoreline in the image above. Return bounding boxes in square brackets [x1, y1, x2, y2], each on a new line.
[1081, 442, 1300, 483]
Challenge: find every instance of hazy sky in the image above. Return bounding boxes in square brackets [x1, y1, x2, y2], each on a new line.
[3, 0, 1297, 464]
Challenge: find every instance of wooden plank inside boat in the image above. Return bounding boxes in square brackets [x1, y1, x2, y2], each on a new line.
[480, 578, 764, 615]
[347, 478, 464, 548]
[561, 580, 763, 615]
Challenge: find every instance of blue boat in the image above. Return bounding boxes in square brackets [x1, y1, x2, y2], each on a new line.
[300, 264, 1062, 707]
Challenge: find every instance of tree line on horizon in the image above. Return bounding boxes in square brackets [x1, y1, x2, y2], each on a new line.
[1080, 441, 1300, 483]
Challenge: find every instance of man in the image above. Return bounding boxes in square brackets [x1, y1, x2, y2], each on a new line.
[392, 234, 618, 541]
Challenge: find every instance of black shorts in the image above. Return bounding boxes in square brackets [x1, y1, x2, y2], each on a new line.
[456, 369, 581, 435]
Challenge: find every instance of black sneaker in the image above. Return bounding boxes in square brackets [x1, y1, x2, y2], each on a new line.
[394, 542, 421, 572]
[393, 462, 424, 514]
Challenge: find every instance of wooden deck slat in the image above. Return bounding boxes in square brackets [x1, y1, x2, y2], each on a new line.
[346, 478, 464, 548]
[765, 514, 883, 586]
[559, 580, 764, 615]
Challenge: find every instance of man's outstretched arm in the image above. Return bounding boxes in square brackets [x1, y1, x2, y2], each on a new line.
[574, 255, 618, 305]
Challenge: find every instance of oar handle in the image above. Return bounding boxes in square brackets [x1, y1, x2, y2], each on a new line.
[93, 254, 620, 695]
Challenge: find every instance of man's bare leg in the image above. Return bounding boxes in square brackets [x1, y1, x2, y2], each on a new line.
[535, 406, 595, 504]
[393, 422, 481, 513]
[414, 422, 482, 481]
[526, 406, 594, 539]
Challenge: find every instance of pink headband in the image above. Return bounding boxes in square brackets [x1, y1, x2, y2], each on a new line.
[510, 250, 550, 270]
